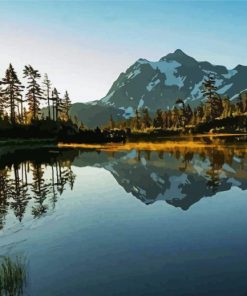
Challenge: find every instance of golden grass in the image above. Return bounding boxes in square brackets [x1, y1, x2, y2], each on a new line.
[58, 135, 247, 153]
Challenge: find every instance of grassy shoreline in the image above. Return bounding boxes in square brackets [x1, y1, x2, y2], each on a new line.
[0, 133, 246, 150]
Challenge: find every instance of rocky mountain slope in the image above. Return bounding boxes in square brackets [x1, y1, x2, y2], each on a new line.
[71, 49, 247, 127]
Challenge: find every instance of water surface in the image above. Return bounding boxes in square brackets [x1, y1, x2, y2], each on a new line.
[0, 138, 247, 296]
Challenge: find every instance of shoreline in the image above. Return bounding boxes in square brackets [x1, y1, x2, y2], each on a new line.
[58, 134, 247, 152]
[0, 133, 246, 151]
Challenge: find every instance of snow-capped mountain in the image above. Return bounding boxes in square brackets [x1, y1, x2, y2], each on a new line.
[68, 49, 247, 127]
[98, 49, 247, 117]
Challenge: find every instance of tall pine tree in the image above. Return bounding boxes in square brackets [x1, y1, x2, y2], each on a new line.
[43, 74, 52, 120]
[23, 65, 43, 120]
[63, 90, 72, 121]
[52, 88, 62, 121]
[202, 73, 223, 120]
[1, 64, 23, 124]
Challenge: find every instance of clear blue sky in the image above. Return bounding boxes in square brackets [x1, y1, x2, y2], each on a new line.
[0, 1, 246, 102]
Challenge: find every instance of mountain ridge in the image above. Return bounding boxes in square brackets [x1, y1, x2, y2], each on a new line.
[69, 49, 247, 127]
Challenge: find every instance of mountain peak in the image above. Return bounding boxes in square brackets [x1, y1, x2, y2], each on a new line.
[174, 49, 187, 55]
[160, 49, 188, 60]
[159, 49, 197, 66]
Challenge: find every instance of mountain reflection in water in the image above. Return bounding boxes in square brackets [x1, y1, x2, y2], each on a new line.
[0, 138, 246, 229]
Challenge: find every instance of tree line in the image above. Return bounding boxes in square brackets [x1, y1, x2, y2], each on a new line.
[0, 64, 72, 124]
[109, 74, 247, 132]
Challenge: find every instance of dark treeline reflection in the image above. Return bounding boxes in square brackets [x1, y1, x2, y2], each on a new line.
[0, 149, 77, 229]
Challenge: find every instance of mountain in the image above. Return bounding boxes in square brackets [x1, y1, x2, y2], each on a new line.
[98, 49, 247, 113]
[69, 102, 125, 127]
[69, 49, 247, 127]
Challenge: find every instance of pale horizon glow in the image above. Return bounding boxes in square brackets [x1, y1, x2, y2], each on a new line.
[0, 1, 246, 103]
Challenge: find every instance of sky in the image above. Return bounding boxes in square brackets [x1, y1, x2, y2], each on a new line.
[0, 0, 247, 103]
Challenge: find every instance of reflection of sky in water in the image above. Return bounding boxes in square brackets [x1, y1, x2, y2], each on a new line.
[0, 145, 247, 296]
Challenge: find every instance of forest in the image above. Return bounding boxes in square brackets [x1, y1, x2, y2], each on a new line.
[0, 64, 246, 143]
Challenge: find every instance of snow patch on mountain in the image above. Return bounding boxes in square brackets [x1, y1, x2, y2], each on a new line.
[127, 68, 141, 79]
[146, 79, 160, 91]
[191, 80, 203, 100]
[101, 91, 115, 104]
[223, 69, 238, 79]
[218, 83, 233, 94]
[202, 69, 217, 75]
[119, 106, 135, 119]
[139, 59, 186, 89]
[230, 89, 247, 101]
[215, 78, 224, 87]
[137, 98, 144, 109]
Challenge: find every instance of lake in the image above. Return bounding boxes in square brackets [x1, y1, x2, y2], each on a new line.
[0, 137, 247, 296]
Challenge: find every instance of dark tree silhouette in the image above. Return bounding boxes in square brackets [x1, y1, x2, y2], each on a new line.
[202, 73, 223, 120]
[109, 115, 115, 129]
[63, 90, 72, 121]
[153, 109, 163, 128]
[43, 73, 52, 120]
[1, 64, 23, 124]
[31, 163, 50, 218]
[23, 65, 43, 120]
[141, 108, 151, 129]
[10, 163, 30, 222]
[52, 88, 62, 121]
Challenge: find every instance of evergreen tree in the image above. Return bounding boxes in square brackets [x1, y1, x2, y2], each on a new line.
[23, 65, 43, 120]
[0, 84, 5, 118]
[222, 96, 232, 118]
[236, 93, 244, 114]
[243, 93, 247, 113]
[202, 73, 223, 119]
[63, 90, 72, 121]
[52, 88, 62, 121]
[1, 64, 23, 124]
[153, 109, 163, 128]
[109, 115, 115, 129]
[43, 74, 52, 119]
[175, 99, 186, 127]
[132, 109, 141, 130]
[141, 108, 151, 129]
[171, 106, 180, 128]
[185, 104, 193, 125]
[72, 115, 80, 128]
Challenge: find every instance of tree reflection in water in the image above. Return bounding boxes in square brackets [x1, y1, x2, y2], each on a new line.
[0, 149, 77, 229]
[0, 138, 246, 228]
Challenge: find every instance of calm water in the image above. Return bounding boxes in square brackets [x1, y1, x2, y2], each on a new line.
[0, 138, 247, 296]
